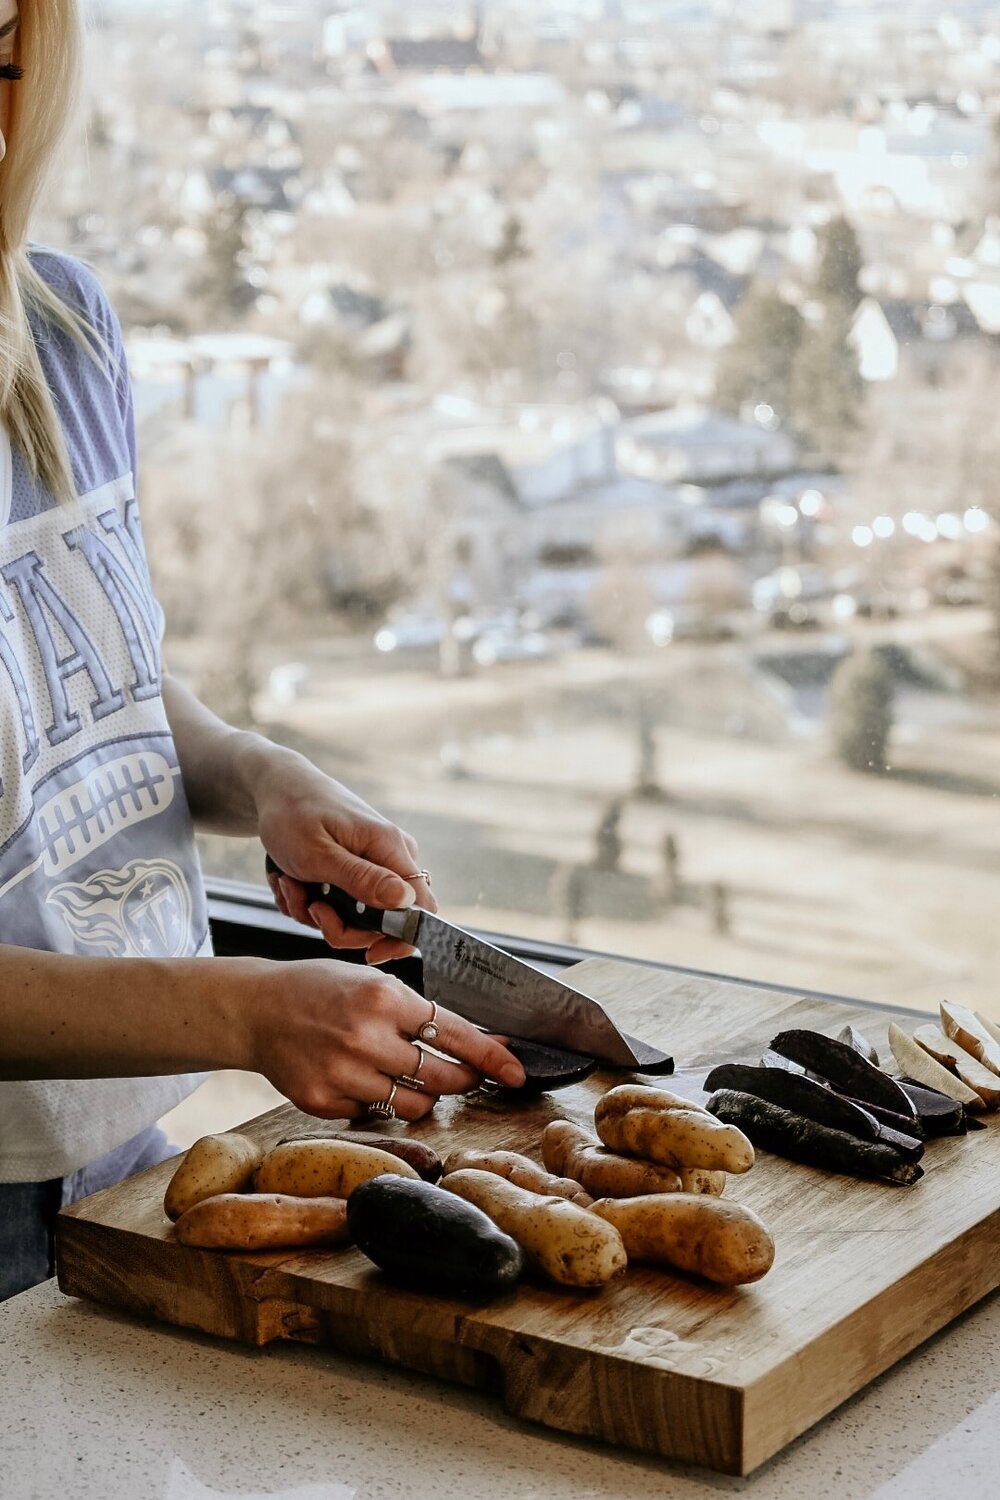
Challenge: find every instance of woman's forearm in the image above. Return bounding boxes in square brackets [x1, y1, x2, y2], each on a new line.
[0, 943, 258, 1081]
[160, 670, 307, 836]
[0, 943, 525, 1117]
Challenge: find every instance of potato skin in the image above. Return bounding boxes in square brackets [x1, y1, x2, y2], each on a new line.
[598, 1084, 711, 1116]
[442, 1148, 593, 1206]
[174, 1193, 349, 1251]
[443, 1168, 627, 1288]
[348, 1175, 525, 1297]
[678, 1168, 726, 1197]
[164, 1133, 264, 1221]
[595, 1088, 754, 1174]
[278, 1131, 442, 1181]
[590, 1193, 774, 1286]
[255, 1139, 419, 1197]
[541, 1120, 683, 1197]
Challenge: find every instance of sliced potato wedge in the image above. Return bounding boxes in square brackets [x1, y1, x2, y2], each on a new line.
[887, 1023, 983, 1110]
[974, 1011, 1000, 1048]
[940, 1001, 1000, 1079]
[913, 1025, 1000, 1108]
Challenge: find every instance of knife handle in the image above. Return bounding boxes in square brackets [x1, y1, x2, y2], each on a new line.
[265, 857, 388, 933]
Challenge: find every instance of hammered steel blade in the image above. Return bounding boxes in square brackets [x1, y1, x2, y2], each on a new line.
[409, 910, 644, 1067]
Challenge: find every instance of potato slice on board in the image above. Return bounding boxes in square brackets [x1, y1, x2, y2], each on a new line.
[887, 1023, 983, 1110]
[974, 1011, 1000, 1049]
[939, 1001, 1000, 1078]
[913, 1026, 1000, 1108]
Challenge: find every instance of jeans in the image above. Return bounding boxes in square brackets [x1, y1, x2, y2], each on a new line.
[0, 1125, 177, 1302]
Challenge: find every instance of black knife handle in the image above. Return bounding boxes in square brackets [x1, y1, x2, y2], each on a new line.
[264, 857, 389, 933]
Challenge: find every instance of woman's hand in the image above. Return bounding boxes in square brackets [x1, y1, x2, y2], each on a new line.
[249, 957, 524, 1120]
[249, 749, 436, 965]
[159, 679, 435, 964]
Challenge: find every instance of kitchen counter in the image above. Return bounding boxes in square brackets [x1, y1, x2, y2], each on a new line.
[3, 1277, 998, 1500]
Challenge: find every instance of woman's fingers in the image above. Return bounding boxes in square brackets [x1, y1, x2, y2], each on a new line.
[389, 992, 526, 1090]
[307, 899, 397, 955]
[382, 1038, 481, 1097]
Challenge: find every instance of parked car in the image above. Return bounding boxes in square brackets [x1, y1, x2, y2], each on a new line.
[471, 628, 556, 667]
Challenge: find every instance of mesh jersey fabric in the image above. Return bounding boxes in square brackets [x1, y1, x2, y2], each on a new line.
[0, 248, 209, 1182]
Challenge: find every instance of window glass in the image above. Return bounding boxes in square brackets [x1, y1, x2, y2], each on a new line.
[40, 0, 1000, 1016]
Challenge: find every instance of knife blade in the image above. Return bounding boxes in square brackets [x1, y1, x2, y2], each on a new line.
[300, 877, 672, 1071]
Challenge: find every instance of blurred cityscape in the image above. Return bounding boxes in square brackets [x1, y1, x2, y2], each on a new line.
[41, 0, 1000, 1024]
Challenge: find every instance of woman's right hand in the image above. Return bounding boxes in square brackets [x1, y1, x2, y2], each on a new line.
[246, 957, 525, 1121]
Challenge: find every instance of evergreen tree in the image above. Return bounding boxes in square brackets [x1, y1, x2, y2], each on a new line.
[714, 286, 804, 419]
[493, 211, 529, 267]
[814, 214, 864, 309]
[789, 301, 863, 463]
[193, 198, 257, 323]
[829, 650, 894, 774]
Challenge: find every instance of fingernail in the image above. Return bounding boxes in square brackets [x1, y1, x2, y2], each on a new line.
[377, 878, 415, 908]
[306, 904, 323, 927]
[499, 1062, 525, 1088]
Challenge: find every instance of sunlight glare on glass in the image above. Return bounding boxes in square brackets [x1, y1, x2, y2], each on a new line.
[936, 512, 963, 540]
[645, 609, 674, 647]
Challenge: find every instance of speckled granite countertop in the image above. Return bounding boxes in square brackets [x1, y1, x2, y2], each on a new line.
[2, 1279, 998, 1500]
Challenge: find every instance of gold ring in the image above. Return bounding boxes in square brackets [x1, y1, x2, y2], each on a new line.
[416, 1001, 439, 1044]
[403, 869, 432, 886]
[396, 1044, 426, 1091]
[396, 1040, 426, 1089]
[368, 1080, 398, 1120]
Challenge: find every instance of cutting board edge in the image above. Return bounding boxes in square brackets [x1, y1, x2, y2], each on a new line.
[737, 1198, 1000, 1472]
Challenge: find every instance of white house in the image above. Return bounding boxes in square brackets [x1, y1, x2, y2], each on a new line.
[616, 408, 798, 486]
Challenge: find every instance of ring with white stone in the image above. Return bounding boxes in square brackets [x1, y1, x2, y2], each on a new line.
[416, 1001, 440, 1044]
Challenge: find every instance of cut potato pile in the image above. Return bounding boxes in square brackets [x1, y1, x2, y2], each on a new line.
[162, 1084, 774, 1292]
[888, 1001, 1000, 1112]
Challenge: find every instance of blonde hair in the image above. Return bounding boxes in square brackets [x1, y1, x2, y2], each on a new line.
[2, 0, 107, 504]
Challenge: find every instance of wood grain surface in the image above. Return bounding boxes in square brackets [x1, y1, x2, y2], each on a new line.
[56, 958, 1000, 1475]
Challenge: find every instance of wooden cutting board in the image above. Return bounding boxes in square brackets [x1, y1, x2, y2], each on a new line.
[56, 958, 1000, 1475]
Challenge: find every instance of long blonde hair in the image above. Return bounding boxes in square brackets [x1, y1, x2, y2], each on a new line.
[2, 0, 106, 504]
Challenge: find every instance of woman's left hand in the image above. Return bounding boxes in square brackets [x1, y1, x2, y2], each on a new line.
[254, 754, 437, 966]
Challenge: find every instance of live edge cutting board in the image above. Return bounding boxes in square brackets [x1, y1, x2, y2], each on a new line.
[57, 958, 1000, 1476]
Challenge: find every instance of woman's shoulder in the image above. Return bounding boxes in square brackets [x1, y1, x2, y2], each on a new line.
[26, 244, 120, 340]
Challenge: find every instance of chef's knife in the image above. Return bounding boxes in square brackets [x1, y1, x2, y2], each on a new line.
[292, 875, 673, 1072]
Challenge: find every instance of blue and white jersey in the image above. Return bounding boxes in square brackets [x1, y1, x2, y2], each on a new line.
[0, 250, 208, 1181]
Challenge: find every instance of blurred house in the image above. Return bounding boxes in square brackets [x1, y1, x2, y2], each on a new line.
[617, 407, 799, 486]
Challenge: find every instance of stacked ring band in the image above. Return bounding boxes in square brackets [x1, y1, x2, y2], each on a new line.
[368, 1081, 398, 1121]
[395, 1044, 426, 1091]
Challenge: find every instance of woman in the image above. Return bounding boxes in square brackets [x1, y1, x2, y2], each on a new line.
[0, 2, 524, 1301]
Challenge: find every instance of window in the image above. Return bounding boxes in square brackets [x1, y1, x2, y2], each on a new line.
[41, 1, 1000, 1023]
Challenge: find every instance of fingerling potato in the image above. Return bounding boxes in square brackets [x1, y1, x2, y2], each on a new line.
[443, 1168, 626, 1288]
[175, 1193, 349, 1251]
[596, 1087, 754, 1173]
[164, 1132, 264, 1221]
[591, 1193, 774, 1285]
[442, 1147, 593, 1206]
[255, 1139, 419, 1198]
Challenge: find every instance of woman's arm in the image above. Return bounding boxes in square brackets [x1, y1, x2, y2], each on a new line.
[0, 944, 524, 1114]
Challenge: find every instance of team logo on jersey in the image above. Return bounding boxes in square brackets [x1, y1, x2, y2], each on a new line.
[46, 858, 192, 957]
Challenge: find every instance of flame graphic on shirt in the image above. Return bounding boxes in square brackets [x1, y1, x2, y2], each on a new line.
[47, 858, 192, 957]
